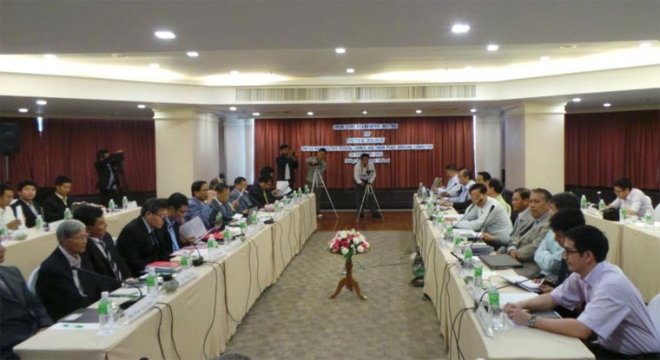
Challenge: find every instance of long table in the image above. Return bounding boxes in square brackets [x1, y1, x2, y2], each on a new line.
[14, 195, 317, 360]
[413, 195, 595, 360]
[3, 207, 140, 279]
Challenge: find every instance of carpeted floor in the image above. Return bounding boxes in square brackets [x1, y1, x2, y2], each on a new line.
[224, 231, 447, 360]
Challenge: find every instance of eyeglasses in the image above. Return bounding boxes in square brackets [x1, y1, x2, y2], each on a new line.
[562, 248, 581, 256]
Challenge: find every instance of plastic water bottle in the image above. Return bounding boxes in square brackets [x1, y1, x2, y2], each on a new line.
[644, 211, 654, 227]
[474, 263, 483, 289]
[98, 291, 112, 334]
[580, 195, 587, 210]
[63, 207, 72, 220]
[488, 286, 505, 331]
[418, 182, 423, 197]
[146, 268, 158, 298]
[250, 212, 258, 225]
[108, 199, 115, 213]
[122, 196, 129, 209]
[598, 199, 606, 211]
[619, 207, 627, 223]
[35, 215, 44, 231]
[240, 221, 247, 236]
[207, 234, 218, 257]
[180, 250, 191, 270]
[0, 226, 9, 243]
[304, 184, 310, 194]
[463, 247, 474, 277]
[223, 228, 232, 243]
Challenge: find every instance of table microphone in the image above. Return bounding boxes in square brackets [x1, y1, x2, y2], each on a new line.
[71, 266, 144, 309]
[189, 241, 205, 266]
[71, 266, 121, 286]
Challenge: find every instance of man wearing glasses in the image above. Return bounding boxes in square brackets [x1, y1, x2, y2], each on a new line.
[607, 178, 653, 217]
[505, 225, 660, 358]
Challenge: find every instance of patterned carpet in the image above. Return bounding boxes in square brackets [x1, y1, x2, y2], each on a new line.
[224, 231, 447, 360]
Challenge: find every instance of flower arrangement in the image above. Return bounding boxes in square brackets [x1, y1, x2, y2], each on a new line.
[328, 229, 370, 259]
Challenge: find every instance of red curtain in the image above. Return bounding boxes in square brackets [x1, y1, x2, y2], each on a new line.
[565, 110, 660, 189]
[0, 117, 156, 195]
[254, 116, 474, 189]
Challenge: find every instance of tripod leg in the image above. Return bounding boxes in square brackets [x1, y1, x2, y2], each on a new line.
[356, 184, 369, 222]
[368, 184, 385, 221]
[316, 172, 338, 219]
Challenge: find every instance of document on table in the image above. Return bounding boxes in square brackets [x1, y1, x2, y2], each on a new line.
[180, 217, 207, 240]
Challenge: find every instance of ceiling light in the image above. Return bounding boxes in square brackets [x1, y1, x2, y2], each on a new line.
[470, 108, 477, 113]
[18, 108, 28, 113]
[230, 70, 240, 75]
[154, 30, 176, 40]
[137, 104, 146, 109]
[451, 23, 470, 34]
[229, 106, 237, 111]
[335, 47, 346, 54]
[540, 56, 551, 61]
[362, 110, 368, 115]
[572, 98, 582, 103]
[487, 44, 499, 52]
[603, 103, 612, 108]
[639, 42, 652, 48]
[43, 54, 57, 60]
[36, 99, 47, 106]
[415, 109, 422, 114]
[346, 68, 355, 73]
[252, 112, 260, 117]
[149, 63, 160, 69]
[307, 111, 314, 116]
[186, 51, 199, 58]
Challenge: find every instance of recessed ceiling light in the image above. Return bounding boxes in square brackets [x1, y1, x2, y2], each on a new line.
[229, 106, 237, 111]
[154, 30, 176, 40]
[572, 97, 582, 103]
[362, 110, 368, 115]
[252, 112, 260, 117]
[487, 44, 499, 52]
[540, 56, 551, 61]
[43, 54, 57, 60]
[415, 109, 422, 114]
[137, 104, 146, 109]
[307, 111, 314, 116]
[559, 44, 577, 49]
[149, 63, 160, 69]
[451, 23, 470, 34]
[18, 108, 28, 113]
[639, 42, 652, 48]
[335, 47, 346, 54]
[603, 103, 612, 108]
[470, 108, 477, 113]
[186, 51, 199, 58]
[346, 68, 355, 73]
[36, 99, 47, 106]
[230, 70, 240, 76]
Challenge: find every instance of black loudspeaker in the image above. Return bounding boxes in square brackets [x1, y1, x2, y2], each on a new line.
[0, 123, 21, 154]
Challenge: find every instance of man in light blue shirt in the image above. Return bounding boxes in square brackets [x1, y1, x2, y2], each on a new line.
[184, 180, 213, 229]
[443, 167, 474, 204]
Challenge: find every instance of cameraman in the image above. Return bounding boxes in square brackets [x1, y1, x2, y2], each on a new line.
[304, 148, 327, 219]
[353, 153, 381, 218]
[95, 149, 123, 205]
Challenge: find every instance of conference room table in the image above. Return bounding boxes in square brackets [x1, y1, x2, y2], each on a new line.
[14, 195, 317, 360]
[2, 207, 140, 279]
[413, 195, 595, 360]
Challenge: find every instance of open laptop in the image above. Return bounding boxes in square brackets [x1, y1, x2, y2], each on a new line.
[479, 254, 523, 269]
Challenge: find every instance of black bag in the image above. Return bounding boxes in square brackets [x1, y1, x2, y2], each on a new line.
[602, 207, 620, 222]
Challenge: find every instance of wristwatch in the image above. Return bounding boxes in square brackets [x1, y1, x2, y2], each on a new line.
[527, 314, 538, 328]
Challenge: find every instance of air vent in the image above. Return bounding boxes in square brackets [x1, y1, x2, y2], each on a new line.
[236, 85, 475, 102]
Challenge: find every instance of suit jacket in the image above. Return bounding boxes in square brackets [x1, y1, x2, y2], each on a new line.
[10, 198, 42, 228]
[42, 194, 73, 223]
[209, 199, 235, 224]
[36, 248, 111, 321]
[184, 197, 213, 230]
[83, 233, 132, 282]
[248, 185, 274, 209]
[116, 217, 169, 277]
[228, 188, 254, 214]
[0, 266, 52, 360]
[276, 154, 299, 182]
[95, 155, 121, 192]
[161, 218, 187, 255]
[508, 211, 551, 278]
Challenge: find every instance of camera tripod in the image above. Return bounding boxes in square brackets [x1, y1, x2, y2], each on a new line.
[311, 168, 338, 218]
[356, 183, 384, 222]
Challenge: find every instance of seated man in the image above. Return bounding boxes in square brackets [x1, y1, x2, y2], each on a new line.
[0, 242, 52, 360]
[505, 225, 660, 358]
[505, 188, 552, 278]
[442, 167, 475, 213]
[162, 193, 192, 254]
[510, 187, 532, 229]
[116, 198, 170, 277]
[475, 171, 491, 185]
[10, 180, 43, 228]
[36, 220, 116, 321]
[486, 178, 511, 216]
[0, 184, 21, 230]
[455, 183, 512, 250]
[607, 177, 653, 217]
[210, 183, 238, 227]
[248, 175, 277, 209]
[184, 180, 213, 229]
[534, 192, 580, 281]
[42, 176, 74, 222]
[74, 205, 132, 283]
[441, 163, 461, 197]
[229, 177, 254, 215]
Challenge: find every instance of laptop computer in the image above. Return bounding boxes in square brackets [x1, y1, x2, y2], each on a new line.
[479, 254, 523, 269]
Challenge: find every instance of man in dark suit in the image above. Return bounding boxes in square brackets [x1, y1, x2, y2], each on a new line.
[36, 219, 115, 321]
[95, 149, 123, 206]
[10, 180, 43, 228]
[229, 177, 254, 215]
[0, 243, 52, 360]
[276, 144, 299, 187]
[74, 205, 131, 282]
[42, 176, 74, 222]
[116, 198, 170, 276]
[162, 193, 192, 254]
[209, 183, 238, 228]
[248, 175, 277, 209]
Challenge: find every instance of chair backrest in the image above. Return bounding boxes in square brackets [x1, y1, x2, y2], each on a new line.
[27, 266, 40, 295]
[648, 293, 660, 336]
[654, 203, 660, 222]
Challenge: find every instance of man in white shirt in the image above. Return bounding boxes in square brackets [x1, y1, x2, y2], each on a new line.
[607, 178, 653, 217]
[442, 168, 475, 213]
[486, 178, 511, 216]
[455, 183, 512, 249]
[353, 153, 380, 218]
[0, 184, 21, 230]
[441, 163, 461, 197]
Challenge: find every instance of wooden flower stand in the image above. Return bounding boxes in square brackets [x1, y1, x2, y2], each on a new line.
[329, 257, 367, 300]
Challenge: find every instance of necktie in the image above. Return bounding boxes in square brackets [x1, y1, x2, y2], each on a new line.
[167, 221, 179, 251]
[98, 239, 123, 281]
[263, 190, 269, 204]
[149, 231, 158, 247]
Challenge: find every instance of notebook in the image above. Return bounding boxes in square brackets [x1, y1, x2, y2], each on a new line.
[478, 254, 523, 269]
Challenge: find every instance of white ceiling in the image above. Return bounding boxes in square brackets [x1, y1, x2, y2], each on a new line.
[0, 0, 659, 117]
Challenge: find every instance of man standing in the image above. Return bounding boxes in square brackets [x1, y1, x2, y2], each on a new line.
[276, 144, 299, 187]
[0, 243, 52, 360]
[305, 148, 327, 219]
[10, 180, 42, 228]
[42, 176, 74, 222]
[353, 153, 380, 219]
[0, 184, 20, 230]
[184, 181, 213, 229]
[607, 178, 653, 217]
[95, 149, 123, 206]
[454, 183, 512, 250]
[229, 177, 253, 215]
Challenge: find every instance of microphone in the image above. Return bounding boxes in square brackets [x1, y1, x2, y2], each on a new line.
[188, 242, 205, 266]
[71, 266, 122, 286]
[452, 203, 475, 228]
[475, 205, 496, 233]
[70, 266, 145, 309]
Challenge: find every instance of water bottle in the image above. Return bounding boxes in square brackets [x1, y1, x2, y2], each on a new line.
[445, 225, 454, 241]
[488, 286, 505, 331]
[250, 212, 258, 225]
[418, 182, 423, 197]
[108, 199, 115, 213]
[146, 267, 158, 298]
[580, 195, 587, 210]
[63, 207, 72, 220]
[223, 228, 232, 243]
[122, 196, 129, 209]
[453, 235, 462, 252]
[0, 226, 9, 243]
[598, 199, 606, 211]
[207, 234, 218, 257]
[98, 291, 112, 334]
[304, 184, 310, 194]
[463, 247, 474, 278]
[474, 263, 483, 289]
[180, 250, 191, 270]
[619, 207, 627, 223]
[644, 211, 654, 227]
[35, 215, 44, 231]
[240, 221, 247, 236]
